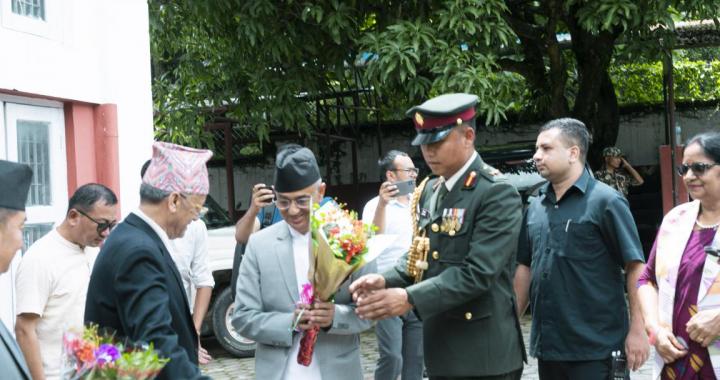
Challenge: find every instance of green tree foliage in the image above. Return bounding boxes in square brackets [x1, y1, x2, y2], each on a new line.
[149, 0, 720, 158]
[613, 59, 720, 105]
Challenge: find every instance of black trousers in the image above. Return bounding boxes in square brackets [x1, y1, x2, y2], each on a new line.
[538, 359, 612, 380]
[429, 367, 523, 380]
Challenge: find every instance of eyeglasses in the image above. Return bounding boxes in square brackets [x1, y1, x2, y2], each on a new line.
[179, 193, 209, 219]
[676, 162, 720, 176]
[275, 196, 312, 211]
[392, 168, 419, 175]
[75, 209, 117, 235]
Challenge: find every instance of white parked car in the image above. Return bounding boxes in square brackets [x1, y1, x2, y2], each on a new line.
[200, 196, 256, 357]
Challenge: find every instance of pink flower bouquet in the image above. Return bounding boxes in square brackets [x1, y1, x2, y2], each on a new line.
[295, 201, 393, 366]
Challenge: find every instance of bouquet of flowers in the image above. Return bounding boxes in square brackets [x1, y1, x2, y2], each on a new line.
[294, 200, 393, 366]
[61, 324, 169, 380]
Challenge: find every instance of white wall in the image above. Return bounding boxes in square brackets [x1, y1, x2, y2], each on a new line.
[0, 0, 154, 216]
[0, 0, 153, 330]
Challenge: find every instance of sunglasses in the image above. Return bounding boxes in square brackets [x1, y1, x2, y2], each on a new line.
[676, 162, 720, 176]
[75, 208, 117, 235]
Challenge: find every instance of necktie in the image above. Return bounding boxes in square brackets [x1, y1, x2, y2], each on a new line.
[434, 182, 448, 214]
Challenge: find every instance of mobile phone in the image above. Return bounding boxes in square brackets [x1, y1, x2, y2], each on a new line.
[393, 179, 415, 196]
[259, 185, 276, 201]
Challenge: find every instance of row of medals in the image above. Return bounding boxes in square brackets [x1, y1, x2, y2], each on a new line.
[430, 208, 465, 236]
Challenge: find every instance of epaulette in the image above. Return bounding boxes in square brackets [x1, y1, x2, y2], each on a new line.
[477, 163, 507, 182]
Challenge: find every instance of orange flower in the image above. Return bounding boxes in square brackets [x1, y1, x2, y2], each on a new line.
[76, 341, 96, 364]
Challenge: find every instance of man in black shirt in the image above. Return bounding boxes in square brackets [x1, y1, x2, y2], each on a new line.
[514, 118, 648, 379]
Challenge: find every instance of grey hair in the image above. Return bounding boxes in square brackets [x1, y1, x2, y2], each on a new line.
[139, 183, 172, 205]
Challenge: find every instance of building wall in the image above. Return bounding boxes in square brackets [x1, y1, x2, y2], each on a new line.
[0, 0, 154, 215]
[0, 0, 153, 330]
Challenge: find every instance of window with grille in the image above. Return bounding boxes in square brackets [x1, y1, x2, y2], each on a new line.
[22, 223, 52, 253]
[16, 120, 51, 206]
[11, 0, 44, 21]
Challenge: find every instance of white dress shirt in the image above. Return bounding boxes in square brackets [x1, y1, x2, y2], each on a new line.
[282, 226, 322, 379]
[361, 196, 411, 273]
[170, 219, 215, 307]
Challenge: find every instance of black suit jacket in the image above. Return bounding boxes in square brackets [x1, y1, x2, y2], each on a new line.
[85, 213, 209, 380]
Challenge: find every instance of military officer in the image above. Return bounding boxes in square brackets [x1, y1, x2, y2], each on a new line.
[350, 93, 525, 380]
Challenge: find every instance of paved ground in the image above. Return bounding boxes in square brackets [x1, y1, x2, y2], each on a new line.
[201, 314, 654, 379]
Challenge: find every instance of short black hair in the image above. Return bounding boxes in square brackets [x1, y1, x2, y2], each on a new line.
[67, 183, 118, 213]
[539, 118, 591, 163]
[140, 159, 151, 178]
[378, 150, 409, 181]
[687, 132, 720, 163]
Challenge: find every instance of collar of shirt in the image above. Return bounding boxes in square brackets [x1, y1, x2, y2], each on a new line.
[133, 209, 176, 256]
[287, 225, 310, 242]
[442, 151, 478, 192]
[542, 168, 592, 204]
[52, 228, 87, 253]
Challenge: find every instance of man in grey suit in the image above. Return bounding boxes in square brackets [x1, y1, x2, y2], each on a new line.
[0, 160, 33, 380]
[233, 145, 374, 380]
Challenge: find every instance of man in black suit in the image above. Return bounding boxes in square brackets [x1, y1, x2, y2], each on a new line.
[0, 159, 33, 380]
[85, 142, 213, 380]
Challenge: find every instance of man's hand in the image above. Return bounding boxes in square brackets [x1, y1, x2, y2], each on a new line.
[624, 324, 650, 371]
[294, 303, 313, 331]
[349, 274, 386, 302]
[354, 288, 412, 321]
[309, 301, 335, 328]
[378, 181, 398, 206]
[687, 309, 720, 347]
[250, 183, 275, 212]
[198, 340, 212, 365]
[653, 327, 688, 364]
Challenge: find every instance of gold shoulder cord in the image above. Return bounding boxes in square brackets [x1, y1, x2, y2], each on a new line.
[406, 177, 431, 283]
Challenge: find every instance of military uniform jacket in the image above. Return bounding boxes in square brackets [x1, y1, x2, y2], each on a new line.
[384, 154, 525, 377]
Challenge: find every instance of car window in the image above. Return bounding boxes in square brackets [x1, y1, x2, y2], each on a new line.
[202, 195, 234, 229]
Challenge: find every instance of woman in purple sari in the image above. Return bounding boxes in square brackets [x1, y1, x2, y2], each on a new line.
[638, 131, 720, 379]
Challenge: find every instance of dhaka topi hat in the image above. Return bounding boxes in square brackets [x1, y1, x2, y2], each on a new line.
[273, 144, 321, 193]
[406, 93, 479, 146]
[602, 146, 623, 157]
[0, 160, 33, 211]
[142, 142, 213, 195]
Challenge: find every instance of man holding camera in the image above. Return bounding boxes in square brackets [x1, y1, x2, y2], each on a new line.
[361, 150, 423, 380]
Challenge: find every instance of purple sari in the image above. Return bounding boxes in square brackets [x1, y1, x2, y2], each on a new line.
[640, 228, 717, 379]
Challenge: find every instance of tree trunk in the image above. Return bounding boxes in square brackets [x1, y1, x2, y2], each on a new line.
[568, 26, 620, 168]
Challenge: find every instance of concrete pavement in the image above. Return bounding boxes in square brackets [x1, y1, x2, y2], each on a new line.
[201, 314, 654, 379]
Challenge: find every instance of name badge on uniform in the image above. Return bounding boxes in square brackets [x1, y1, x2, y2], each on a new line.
[441, 208, 465, 236]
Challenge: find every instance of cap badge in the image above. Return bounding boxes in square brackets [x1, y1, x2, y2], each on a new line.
[415, 112, 424, 127]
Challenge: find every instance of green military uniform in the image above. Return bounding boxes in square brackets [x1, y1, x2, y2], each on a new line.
[595, 146, 640, 197]
[383, 94, 525, 378]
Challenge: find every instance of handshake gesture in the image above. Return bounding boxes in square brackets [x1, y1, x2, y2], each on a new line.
[349, 274, 413, 320]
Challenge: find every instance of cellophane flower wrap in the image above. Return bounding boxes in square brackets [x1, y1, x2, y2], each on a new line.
[61, 324, 169, 380]
[296, 201, 392, 366]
